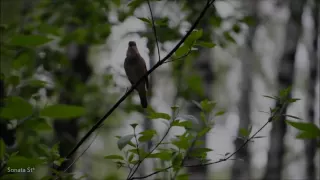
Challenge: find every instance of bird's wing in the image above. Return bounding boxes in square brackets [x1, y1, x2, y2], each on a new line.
[124, 57, 135, 85]
[140, 57, 149, 90]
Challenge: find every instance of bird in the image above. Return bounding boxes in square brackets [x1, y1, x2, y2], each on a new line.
[124, 41, 149, 108]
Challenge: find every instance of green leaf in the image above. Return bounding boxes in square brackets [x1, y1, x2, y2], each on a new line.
[286, 120, 320, 136]
[175, 45, 190, 57]
[149, 151, 172, 161]
[7, 156, 44, 169]
[171, 120, 193, 129]
[0, 96, 33, 119]
[240, 16, 256, 26]
[171, 106, 179, 112]
[210, 16, 222, 27]
[172, 136, 190, 150]
[172, 153, 183, 170]
[263, 95, 278, 100]
[195, 41, 216, 48]
[200, 100, 216, 113]
[24, 118, 52, 132]
[197, 127, 211, 138]
[279, 87, 291, 98]
[176, 173, 190, 180]
[117, 134, 134, 150]
[287, 98, 301, 103]
[38, 24, 60, 36]
[296, 131, 319, 139]
[128, 0, 144, 8]
[187, 75, 204, 96]
[239, 128, 250, 137]
[232, 24, 241, 33]
[104, 155, 124, 160]
[9, 35, 52, 47]
[148, 111, 171, 120]
[215, 110, 225, 116]
[155, 18, 169, 26]
[139, 129, 157, 142]
[40, 104, 86, 119]
[28, 79, 47, 88]
[7, 75, 20, 86]
[223, 31, 236, 43]
[137, 17, 152, 25]
[130, 123, 138, 129]
[185, 29, 203, 46]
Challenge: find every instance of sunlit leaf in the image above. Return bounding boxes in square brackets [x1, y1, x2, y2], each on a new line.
[240, 128, 250, 138]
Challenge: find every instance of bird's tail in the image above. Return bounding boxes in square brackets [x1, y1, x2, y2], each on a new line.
[138, 91, 148, 108]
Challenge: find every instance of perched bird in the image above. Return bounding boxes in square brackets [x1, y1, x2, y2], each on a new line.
[124, 41, 149, 108]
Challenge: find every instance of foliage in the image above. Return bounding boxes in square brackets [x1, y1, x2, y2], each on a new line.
[0, 0, 317, 180]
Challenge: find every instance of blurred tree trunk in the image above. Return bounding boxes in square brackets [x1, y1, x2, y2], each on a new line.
[137, 30, 156, 177]
[305, 1, 319, 179]
[145, 33, 155, 151]
[231, 0, 258, 179]
[53, 24, 92, 172]
[185, 2, 215, 179]
[262, 1, 306, 180]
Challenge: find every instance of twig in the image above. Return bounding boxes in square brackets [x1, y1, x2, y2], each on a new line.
[172, 138, 197, 179]
[128, 126, 173, 179]
[184, 103, 286, 168]
[164, 49, 192, 64]
[130, 103, 287, 179]
[55, 0, 215, 173]
[147, 0, 161, 61]
[126, 128, 141, 179]
[131, 165, 173, 180]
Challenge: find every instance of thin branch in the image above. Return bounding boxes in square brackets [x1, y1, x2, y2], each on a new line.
[128, 126, 173, 179]
[55, 0, 215, 173]
[126, 128, 141, 179]
[147, 0, 161, 61]
[172, 138, 197, 179]
[131, 166, 173, 180]
[130, 103, 287, 179]
[164, 49, 192, 64]
[184, 103, 287, 168]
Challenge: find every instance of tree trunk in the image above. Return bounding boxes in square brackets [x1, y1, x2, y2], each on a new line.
[53, 25, 92, 172]
[184, 1, 215, 179]
[305, 1, 319, 179]
[262, 1, 306, 180]
[231, 0, 258, 179]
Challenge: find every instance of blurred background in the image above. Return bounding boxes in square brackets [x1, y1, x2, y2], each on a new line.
[0, 0, 319, 179]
